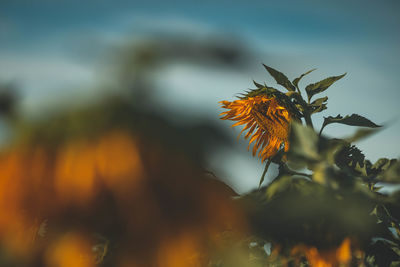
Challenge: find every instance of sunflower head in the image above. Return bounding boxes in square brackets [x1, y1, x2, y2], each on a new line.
[220, 93, 293, 162]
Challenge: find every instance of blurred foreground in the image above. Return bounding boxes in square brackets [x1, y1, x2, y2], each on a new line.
[0, 95, 250, 266]
[0, 38, 252, 266]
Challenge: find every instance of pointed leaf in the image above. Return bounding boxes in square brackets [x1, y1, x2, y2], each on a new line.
[292, 68, 316, 89]
[372, 158, 392, 172]
[243, 86, 279, 98]
[305, 73, 346, 101]
[379, 161, 400, 183]
[310, 97, 328, 114]
[311, 104, 327, 114]
[345, 128, 380, 143]
[253, 80, 264, 89]
[263, 64, 296, 91]
[322, 114, 381, 130]
[310, 96, 328, 107]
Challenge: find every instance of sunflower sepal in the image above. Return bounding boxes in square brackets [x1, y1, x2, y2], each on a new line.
[252, 80, 265, 89]
[241, 86, 279, 99]
[284, 91, 299, 98]
[270, 149, 287, 164]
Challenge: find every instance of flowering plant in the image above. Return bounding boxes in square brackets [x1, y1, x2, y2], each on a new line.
[219, 65, 400, 266]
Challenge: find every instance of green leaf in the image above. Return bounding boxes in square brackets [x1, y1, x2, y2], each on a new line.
[380, 161, 400, 183]
[289, 121, 320, 161]
[320, 114, 381, 135]
[310, 96, 328, 107]
[311, 104, 327, 114]
[265, 175, 292, 200]
[372, 158, 392, 172]
[334, 145, 368, 176]
[292, 68, 316, 89]
[345, 128, 380, 143]
[309, 97, 328, 114]
[368, 158, 398, 180]
[263, 64, 296, 91]
[312, 164, 340, 188]
[305, 73, 346, 101]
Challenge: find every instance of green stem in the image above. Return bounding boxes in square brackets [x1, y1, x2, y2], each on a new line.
[280, 163, 312, 178]
[289, 170, 312, 178]
[304, 111, 314, 129]
[318, 124, 326, 136]
[290, 93, 314, 129]
[259, 159, 272, 189]
[295, 85, 302, 96]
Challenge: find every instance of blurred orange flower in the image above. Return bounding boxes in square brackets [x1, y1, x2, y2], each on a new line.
[291, 238, 352, 267]
[0, 126, 247, 266]
[45, 233, 94, 267]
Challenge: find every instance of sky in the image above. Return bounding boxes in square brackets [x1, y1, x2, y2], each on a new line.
[1, 0, 400, 192]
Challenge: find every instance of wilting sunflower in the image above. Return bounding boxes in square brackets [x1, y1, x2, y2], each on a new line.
[220, 94, 292, 162]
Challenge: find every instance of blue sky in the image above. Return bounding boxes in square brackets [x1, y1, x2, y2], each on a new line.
[1, 0, 400, 192]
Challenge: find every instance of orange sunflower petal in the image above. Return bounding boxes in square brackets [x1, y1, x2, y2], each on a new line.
[219, 95, 292, 162]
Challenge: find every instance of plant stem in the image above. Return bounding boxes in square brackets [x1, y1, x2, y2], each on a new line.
[304, 111, 314, 129]
[259, 159, 272, 189]
[279, 163, 312, 178]
[318, 124, 326, 136]
[290, 93, 314, 129]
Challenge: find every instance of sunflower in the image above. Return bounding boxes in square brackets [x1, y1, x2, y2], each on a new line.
[220, 94, 292, 162]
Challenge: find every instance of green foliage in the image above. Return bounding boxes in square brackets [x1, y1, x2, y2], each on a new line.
[229, 65, 400, 266]
[263, 64, 296, 92]
[305, 73, 346, 102]
[320, 114, 381, 135]
[380, 160, 400, 183]
[292, 68, 316, 90]
[310, 96, 328, 114]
